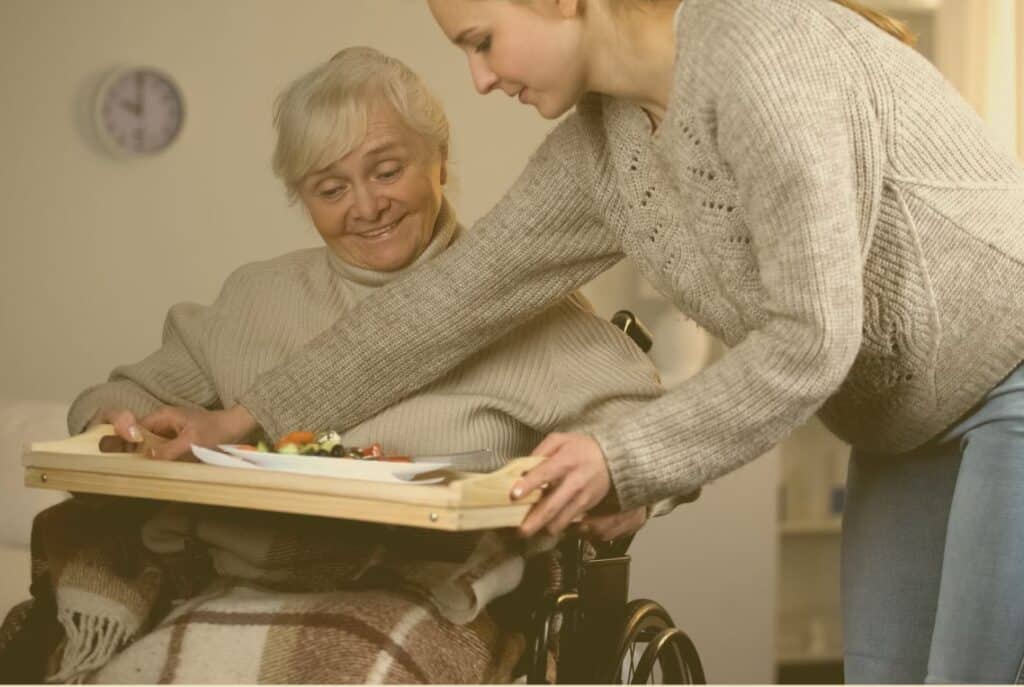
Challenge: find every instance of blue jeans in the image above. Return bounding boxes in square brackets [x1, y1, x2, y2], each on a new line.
[842, 363, 1024, 684]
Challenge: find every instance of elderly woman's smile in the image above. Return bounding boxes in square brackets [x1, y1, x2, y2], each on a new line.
[357, 217, 404, 239]
[297, 104, 446, 273]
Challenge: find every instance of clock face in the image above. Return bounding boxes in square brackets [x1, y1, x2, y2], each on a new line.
[97, 68, 185, 156]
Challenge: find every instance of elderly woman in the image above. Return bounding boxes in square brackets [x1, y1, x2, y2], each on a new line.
[24, 47, 668, 683]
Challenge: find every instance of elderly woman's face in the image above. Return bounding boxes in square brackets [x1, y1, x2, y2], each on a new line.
[298, 104, 446, 272]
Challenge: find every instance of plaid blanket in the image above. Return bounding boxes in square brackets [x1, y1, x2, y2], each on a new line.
[29, 496, 552, 683]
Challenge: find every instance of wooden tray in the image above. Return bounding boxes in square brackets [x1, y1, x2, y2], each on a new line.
[23, 426, 542, 531]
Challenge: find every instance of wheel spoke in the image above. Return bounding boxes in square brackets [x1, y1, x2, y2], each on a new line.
[609, 600, 707, 684]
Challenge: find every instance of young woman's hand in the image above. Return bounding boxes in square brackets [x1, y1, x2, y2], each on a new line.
[87, 408, 144, 443]
[512, 432, 612, 537]
[580, 506, 648, 542]
[139, 405, 257, 460]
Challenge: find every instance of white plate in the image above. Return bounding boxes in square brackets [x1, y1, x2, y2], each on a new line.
[192, 444, 259, 469]
[217, 445, 451, 484]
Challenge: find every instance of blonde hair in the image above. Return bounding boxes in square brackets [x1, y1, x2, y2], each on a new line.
[603, 0, 915, 46]
[272, 46, 450, 202]
[832, 0, 916, 45]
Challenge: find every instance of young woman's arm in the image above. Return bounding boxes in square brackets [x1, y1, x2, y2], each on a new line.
[238, 117, 621, 440]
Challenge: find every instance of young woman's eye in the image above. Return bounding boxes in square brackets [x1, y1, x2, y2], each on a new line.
[474, 36, 492, 54]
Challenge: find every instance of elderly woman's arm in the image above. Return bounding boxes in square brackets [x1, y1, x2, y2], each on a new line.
[68, 302, 221, 437]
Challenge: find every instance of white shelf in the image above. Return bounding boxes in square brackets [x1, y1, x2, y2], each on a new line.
[780, 518, 842, 536]
[776, 651, 844, 666]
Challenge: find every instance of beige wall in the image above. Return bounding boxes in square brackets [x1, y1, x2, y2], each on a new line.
[1019, 0, 1024, 158]
[0, 1, 776, 681]
[1019, 1, 1024, 158]
[935, 0, 1023, 158]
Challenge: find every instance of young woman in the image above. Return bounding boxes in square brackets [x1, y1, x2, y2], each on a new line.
[135, 1, 1024, 681]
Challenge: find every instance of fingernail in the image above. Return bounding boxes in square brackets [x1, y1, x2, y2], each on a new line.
[579, 524, 590, 535]
[147, 448, 156, 459]
[128, 425, 142, 442]
[511, 486, 523, 500]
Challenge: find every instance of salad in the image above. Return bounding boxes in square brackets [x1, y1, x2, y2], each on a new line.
[242, 431, 411, 463]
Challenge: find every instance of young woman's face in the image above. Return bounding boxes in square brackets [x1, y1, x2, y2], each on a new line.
[428, 0, 588, 119]
[298, 104, 446, 272]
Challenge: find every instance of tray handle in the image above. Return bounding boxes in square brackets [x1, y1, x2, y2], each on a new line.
[26, 423, 168, 459]
[452, 455, 545, 507]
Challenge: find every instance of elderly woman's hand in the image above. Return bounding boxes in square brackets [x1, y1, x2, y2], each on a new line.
[580, 506, 648, 543]
[139, 405, 257, 461]
[88, 408, 145, 442]
[512, 432, 612, 538]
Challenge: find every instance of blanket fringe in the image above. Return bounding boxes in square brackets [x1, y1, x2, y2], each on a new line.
[47, 610, 132, 684]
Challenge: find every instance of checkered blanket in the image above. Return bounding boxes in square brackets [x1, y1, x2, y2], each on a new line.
[29, 497, 551, 683]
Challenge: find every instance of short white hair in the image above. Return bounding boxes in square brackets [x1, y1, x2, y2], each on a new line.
[272, 46, 450, 202]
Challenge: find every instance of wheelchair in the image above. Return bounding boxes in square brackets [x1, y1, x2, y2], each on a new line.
[517, 311, 707, 684]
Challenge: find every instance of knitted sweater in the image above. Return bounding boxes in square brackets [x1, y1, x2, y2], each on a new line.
[239, 0, 1024, 511]
[68, 200, 664, 468]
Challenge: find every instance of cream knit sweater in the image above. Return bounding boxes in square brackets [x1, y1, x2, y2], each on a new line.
[236, 0, 1024, 511]
[68, 200, 664, 469]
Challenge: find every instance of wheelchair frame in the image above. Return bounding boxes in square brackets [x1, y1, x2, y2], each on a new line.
[522, 534, 706, 684]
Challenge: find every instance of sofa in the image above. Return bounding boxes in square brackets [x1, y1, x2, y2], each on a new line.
[0, 400, 69, 618]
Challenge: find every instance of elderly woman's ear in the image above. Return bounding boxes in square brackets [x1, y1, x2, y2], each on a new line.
[440, 145, 449, 186]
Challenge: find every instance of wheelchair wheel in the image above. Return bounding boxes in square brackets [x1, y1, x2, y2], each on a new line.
[611, 599, 706, 684]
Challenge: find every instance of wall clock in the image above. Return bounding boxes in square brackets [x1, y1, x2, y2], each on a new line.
[94, 67, 185, 157]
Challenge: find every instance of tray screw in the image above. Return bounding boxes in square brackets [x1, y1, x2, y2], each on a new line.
[429, 512, 439, 522]
[41, 473, 48, 483]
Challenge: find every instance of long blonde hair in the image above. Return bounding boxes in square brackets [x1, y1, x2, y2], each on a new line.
[832, 0, 916, 45]
[607, 0, 916, 46]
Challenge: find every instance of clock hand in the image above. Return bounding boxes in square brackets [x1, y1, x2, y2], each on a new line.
[138, 73, 145, 117]
[119, 99, 141, 116]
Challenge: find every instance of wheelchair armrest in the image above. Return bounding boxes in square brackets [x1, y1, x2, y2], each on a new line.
[592, 534, 634, 559]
